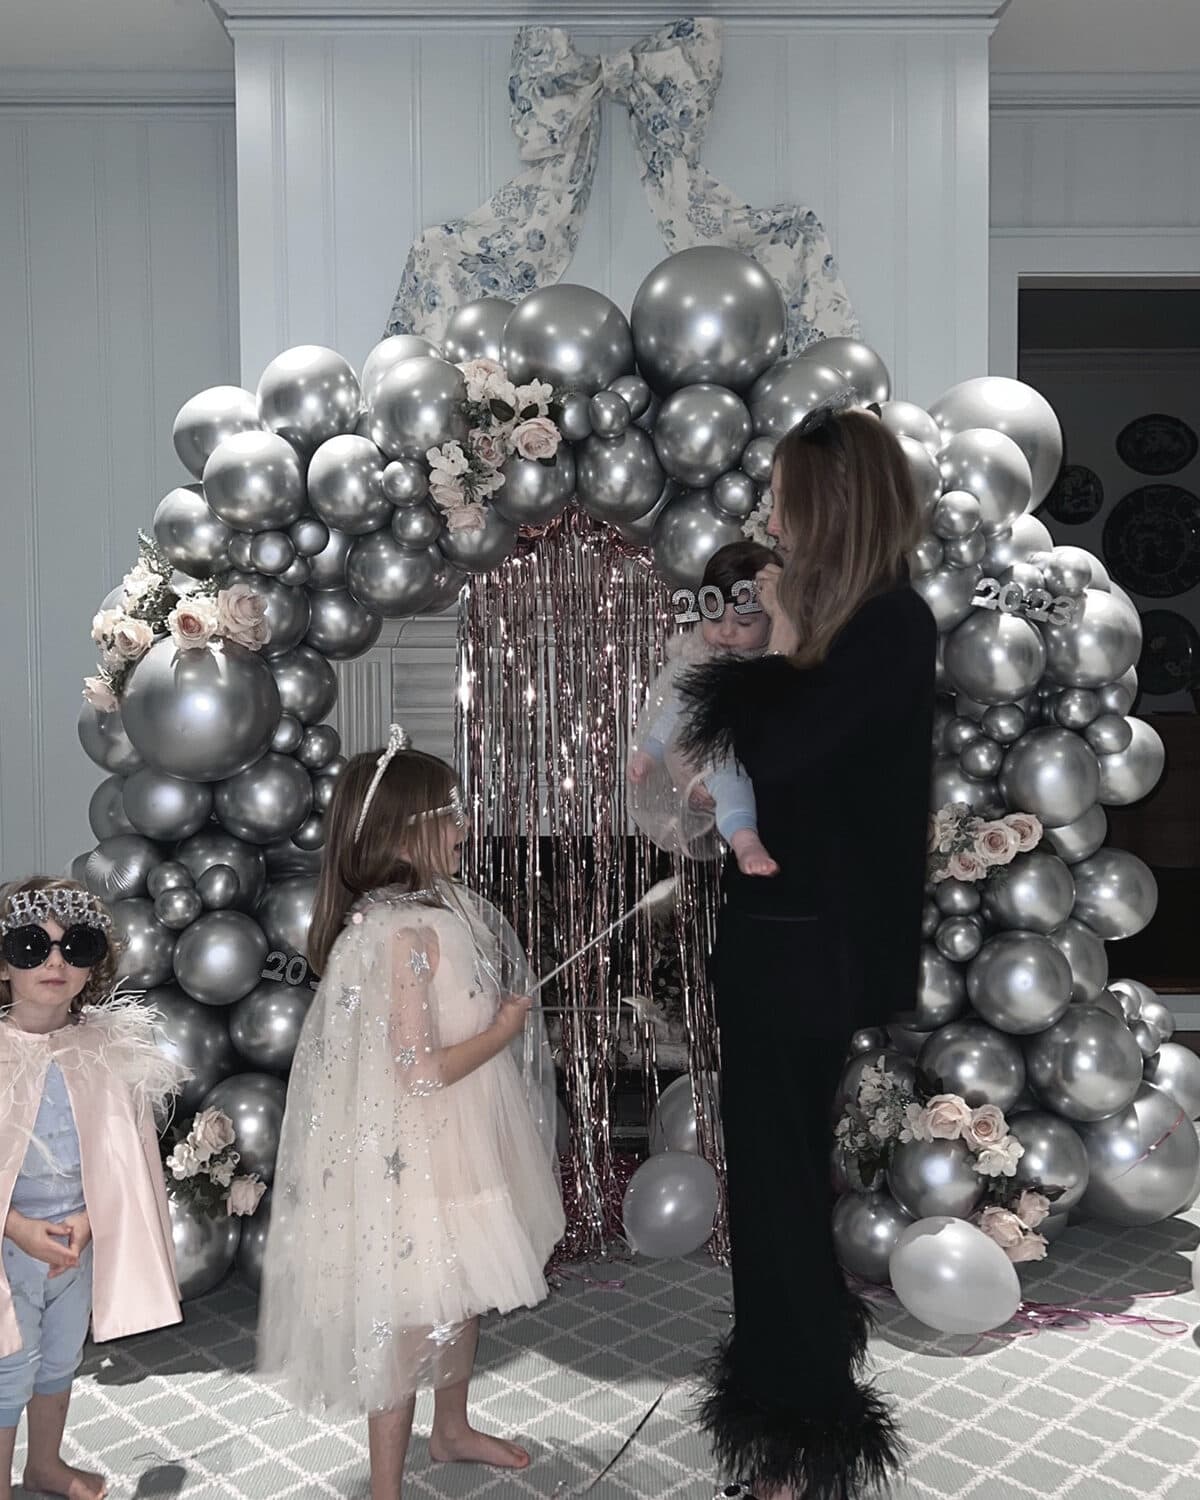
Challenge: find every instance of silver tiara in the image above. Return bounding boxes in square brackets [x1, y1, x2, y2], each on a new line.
[1, 889, 111, 935]
[354, 724, 412, 843]
[406, 784, 466, 830]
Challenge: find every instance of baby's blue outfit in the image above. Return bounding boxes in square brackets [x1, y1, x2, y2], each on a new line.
[0, 1061, 93, 1427]
[643, 684, 758, 841]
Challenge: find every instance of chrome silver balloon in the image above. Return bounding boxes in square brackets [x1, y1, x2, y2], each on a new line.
[215, 753, 313, 845]
[203, 430, 305, 533]
[1071, 849, 1157, 940]
[312, 774, 337, 813]
[219, 571, 311, 657]
[608, 374, 652, 421]
[917, 1021, 1027, 1109]
[304, 588, 383, 661]
[89, 775, 134, 840]
[425, 557, 468, 615]
[908, 537, 943, 578]
[1041, 589, 1142, 689]
[1108, 977, 1154, 1022]
[712, 471, 759, 519]
[878, 400, 941, 453]
[928, 376, 1064, 507]
[230, 979, 311, 1073]
[257, 345, 361, 454]
[1139, 996, 1176, 1045]
[200, 1073, 288, 1182]
[492, 448, 576, 526]
[998, 728, 1100, 828]
[291, 813, 326, 852]
[147, 862, 194, 902]
[967, 932, 1072, 1035]
[271, 715, 304, 756]
[347, 530, 437, 614]
[236, 1185, 271, 1292]
[380, 458, 430, 507]
[1042, 805, 1109, 865]
[168, 1187, 240, 1301]
[888, 1139, 985, 1221]
[248, 531, 296, 576]
[153, 484, 232, 581]
[944, 715, 981, 753]
[1084, 712, 1132, 756]
[275, 554, 309, 587]
[1097, 668, 1138, 716]
[390, 502, 444, 551]
[901, 435, 942, 513]
[307, 434, 392, 536]
[936, 915, 984, 963]
[740, 435, 777, 483]
[268, 646, 338, 725]
[113, 897, 176, 988]
[807, 337, 890, 404]
[850, 1028, 888, 1055]
[1130, 1020, 1161, 1060]
[1096, 718, 1164, 807]
[905, 945, 968, 1030]
[307, 527, 354, 592]
[648, 1072, 721, 1156]
[440, 298, 514, 364]
[1046, 918, 1109, 1002]
[933, 491, 982, 540]
[85, 835, 163, 903]
[942, 533, 987, 569]
[1043, 554, 1090, 598]
[631, 247, 785, 395]
[933, 879, 981, 916]
[911, 564, 980, 633]
[257, 875, 319, 959]
[173, 386, 262, 480]
[437, 511, 518, 575]
[1054, 544, 1109, 592]
[367, 356, 468, 462]
[227, 533, 254, 570]
[1053, 688, 1101, 731]
[653, 384, 753, 489]
[832, 1190, 913, 1283]
[78, 702, 145, 776]
[621, 1151, 719, 1259]
[150, 984, 238, 1112]
[122, 767, 213, 842]
[297, 725, 339, 772]
[983, 514, 1054, 576]
[176, 830, 267, 912]
[556, 391, 593, 443]
[1008, 1110, 1090, 1211]
[1144, 1042, 1200, 1119]
[576, 427, 666, 523]
[651, 490, 746, 590]
[1077, 1084, 1200, 1226]
[945, 610, 1046, 706]
[1025, 1003, 1143, 1122]
[502, 284, 634, 395]
[930, 757, 996, 816]
[938, 428, 1033, 535]
[981, 704, 1026, 745]
[889, 1216, 1021, 1336]
[588, 390, 632, 438]
[174, 911, 269, 1006]
[981, 852, 1075, 935]
[196, 864, 240, 911]
[748, 357, 849, 440]
[360, 335, 441, 402]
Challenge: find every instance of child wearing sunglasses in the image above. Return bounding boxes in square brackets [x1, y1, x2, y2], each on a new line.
[0, 877, 185, 1500]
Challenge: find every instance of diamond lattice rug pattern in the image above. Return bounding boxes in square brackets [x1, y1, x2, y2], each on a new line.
[12, 1210, 1200, 1499]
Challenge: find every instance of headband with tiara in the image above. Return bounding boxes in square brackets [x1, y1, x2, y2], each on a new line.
[0, 888, 112, 935]
[352, 725, 467, 843]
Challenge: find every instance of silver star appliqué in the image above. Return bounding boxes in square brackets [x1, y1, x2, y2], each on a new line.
[371, 1318, 391, 1346]
[408, 948, 431, 979]
[384, 1148, 406, 1182]
[338, 985, 361, 1014]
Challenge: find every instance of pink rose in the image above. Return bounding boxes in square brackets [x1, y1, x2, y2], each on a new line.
[920, 1094, 974, 1141]
[471, 429, 507, 469]
[190, 1107, 236, 1163]
[1005, 813, 1043, 853]
[227, 1175, 267, 1217]
[947, 849, 986, 882]
[217, 584, 271, 650]
[1015, 1189, 1051, 1229]
[444, 504, 486, 534]
[964, 1103, 1009, 1150]
[110, 616, 155, 663]
[1008, 1232, 1048, 1263]
[83, 675, 119, 714]
[430, 475, 467, 512]
[974, 821, 1021, 867]
[512, 416, 561, 462]
[168, 597, 219, 653]
[977, 1205, 1026, 1251]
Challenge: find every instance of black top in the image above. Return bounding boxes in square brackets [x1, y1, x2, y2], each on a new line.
[679, 584, 937, 1029]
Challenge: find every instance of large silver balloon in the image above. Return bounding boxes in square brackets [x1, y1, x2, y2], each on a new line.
[652, 385, 753, 488]
[831, 1191, 913, 1283]
[89, 776, 134, 840]
[257, 875, 319, 960]
[236, 1185, 271, 1292]
[1025, 1004, 1144, 1122]
[304, 588, 383, 660]
[1077, 1084, 1200, 1226]
[967, 932, 1072, 1035]
[928, 376, 1063, 507]
[1041, 589, 1142, 689]
[887, 1140, 985, 1220]
[981, 852, 1075, 934]
[230, 980, 310, 1073]
[176, 830, 266, 913]
[648, 1072, 721, 1156]
[153, 484, 232, 580]
[944, 611, 1046, 706]
[652, 490, 745, 590]
[492, 447, 576, 526]
[78, 702, 145, 776]
[1047, 919, 1109, 1002]
[621, 1151, 718, 1258]
[174, 911, 269, 1007]
[360, 335, 441, 402]
[268, 646, 338, 725]
[1145, 1043, 1200, 1119]
[807, 338, 890, 404]
[998, 728, 1100, 828]
[201, 1073, 288, 1183]
[748, 357, 849, 440]
[307, 434, 392, 535]
[1042, 805, 1108, 865]
[1096, 718, 1164, 807]
[307, 526, 353, 591]
[938, 429, 1033, 535]
[112, 898, 176, 988]
[889, 1217, 1021, 1335]
[214, 753, 313, 845]
[630, 247, 785, 395]
[203, 430, 305, 533]
[367, 356, 467, 461]
[121, 639, 281, 783]
[441, 297, 515, 364]
[502, 284, 633, 395]
[918, 1022, 1026, 1109]
[911, 564, 981, 633]
[437, 512, 517, 575]
[1072, 849, 1158, 942]
[149, 984, 237, 1112]
[256, 345, 360, 453]
[984, 514, 1054, 576]
[576, 428, 665, 523]
[1008, 1110, 1090, 1211]
[122, 768, 213, 842]
[85, 834, 162, 903]
[167, 1188, 240, 1301]
[172, 386, 261, 480]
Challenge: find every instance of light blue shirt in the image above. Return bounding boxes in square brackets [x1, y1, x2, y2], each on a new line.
[9, 1062, 87, 1221]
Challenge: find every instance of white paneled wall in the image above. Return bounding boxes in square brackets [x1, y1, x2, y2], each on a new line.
[0, 95, 238, 876]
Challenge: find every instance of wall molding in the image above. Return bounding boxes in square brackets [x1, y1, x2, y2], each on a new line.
[991, 70, 1200, 115]
[0, 68, 235, 111]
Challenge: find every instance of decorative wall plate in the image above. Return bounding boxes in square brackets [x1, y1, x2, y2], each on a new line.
[1103, 484, 1200, 597]
[1042, 464, 1104, 525]
[1137, 609, 1200, 695]
[1116, 414, 1198, 477]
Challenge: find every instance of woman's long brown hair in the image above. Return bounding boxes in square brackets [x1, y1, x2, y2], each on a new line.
[773, 408, 926, 667]
[307, 748, 460, 977]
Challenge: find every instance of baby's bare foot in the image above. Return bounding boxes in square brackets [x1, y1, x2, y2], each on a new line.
[429, 1426, 531, 1469]
[22, 1460, 107, 1500]
[731, 831, 779, 877]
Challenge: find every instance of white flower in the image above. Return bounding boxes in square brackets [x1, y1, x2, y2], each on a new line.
[427, 441, 470, 478]
[899, 1101, 931, 1143]
[459, 358, 505, 403]
[481, 370, 519, 413]
[974, 1136, 1026, 1178]
[83, 675, 119, 713]
[91, 607, 123, 645]
[190, 1107, 236, 1163]
[208, 1156, 237, 1188]
[121, 560, 160, 606]
[227, 1175, 267, 1216]
[514, 379, 554, 417]
[166, 1142, 201, 1180]
[168, 596, 219, 653]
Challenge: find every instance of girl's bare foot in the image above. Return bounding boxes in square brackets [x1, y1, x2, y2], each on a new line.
[22, 1459, 107, 1500]
[429, 1426, 530, 1469]
[730, 830, 779, 877]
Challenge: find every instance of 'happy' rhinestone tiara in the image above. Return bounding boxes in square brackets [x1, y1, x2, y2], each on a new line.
[0, 889, 112, 935]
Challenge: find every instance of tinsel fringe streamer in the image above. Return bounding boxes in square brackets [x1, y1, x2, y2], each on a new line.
[455, 509, 728, 1261]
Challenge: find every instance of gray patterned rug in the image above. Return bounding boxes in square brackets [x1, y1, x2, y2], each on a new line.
[13, 1208, 1200, 1499]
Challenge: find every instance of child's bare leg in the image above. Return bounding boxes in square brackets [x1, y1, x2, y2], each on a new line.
[1, 1423, 15, 1500]
[23, 1388, 106, 1499]
[367, 1399, 415, 1500]
[730, 828, 779, 877]
[429, 1319, 530, 1470]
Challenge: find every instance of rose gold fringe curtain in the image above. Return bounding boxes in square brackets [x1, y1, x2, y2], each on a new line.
[456, 509, 728, 1259]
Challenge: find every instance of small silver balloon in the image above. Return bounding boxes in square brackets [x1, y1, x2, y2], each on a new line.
[576, 427, 666, 523]
[167, 1188, 240, 1301]
[930, 757, 997, 816]
[1096, 718, 1164, 807]
[588, 390, 632, 438]
[249, 531, 296, 576]
[150, 984, 238, 1112]
[1108, 977, 1155, 1022]
[1042, 589, 1142, 689]
[1053, 688, 1101, 731]
[850, 1028, 888, 1055]
[936, 916, 984, 963]
[304, 588, 383, 660]
[653, 384, 753, 489]
[904, 946, 968, 1031]
[440, 297, 514, 364]
[1008, 1110, 1090, 1212]
[491, 448, 576, 527]
[271, 715, 304, 756]
[147, 862, 194, 901]
[346, 530, 437, 614]
[982, 703, 1026, 743]
[932, 491, 982, 540]
[360, 335, 441, 402]
[911, 564, 981, 633]
[503, 284, 634, 395]
[153, 484, 233, 581]
[390, 502, 444, 551]
[85, 835, 163, 903]
[296, 725, 339, 771]
[917, 1021, 1027, 1110]
[312, 774, 337, 813]
[1098, 668, 1138, 716]
[174, 911, 269, 1007]
[227, 533, 254, 570]
[888, 1139, 985, 1221]
[556, 391, 593, 443]
[89, 776, 134, 840]
[230, 979, 311, 1073]
[292, 813, 326, 851]
[1046, 919, 1109, 1002]
[196, 864, 240, 911]
[944, 716, 981, 754]
[621, 1151, 719, 1258]
[712, 472, 759, 519]
[1084, 712, 1132, 757]
[651, 490, 746, 590]
[1077, 1084, 1200, 1226]
[942, 533, 987, 569]
[1130, 1020, 1162, 1060]
[981, 852, 1076, 934]
[1042, 804, 1109, 865]
[999, 728, 1100, 828]
[289, 517, 330, 558]
[748, 357, 849, 440]
[256, 345, 361, 453]
[960, 738, 1004, 779]
[155, 886, 203, 931]
[806, 337, 890, 404]
[203, 430, 305, 533]
[437, 511, 518, 575]
[933, 879, 981, 916]
[307, 434, 392, 535]
[381, 458, 430, 506]
[1071, 849, 1157, 940]
[901, 435, 942, 513]
[1025, 1004, 1144, 1122]
[307, 527, 353, 593]
[78, 702, 145, 776]
[176, 830, 267, 912]
[740, 435, 777, 483]
[608, 374, 652, 421]
[367, 356, 468, 462]
[173, 386, 262, 480]
[201, 1073, 288, 1182]
[113, 898, 177, 988]
[1144, 1042, 1200, 1119]
[967, 932, 1072, 1035]
[1140, 997, 1176, 1045]
[909, 537, 944, 578]
[832, 1191, 913, 1283]
[984, 514, 1054, 575]
[938, 428, 1033, 536]
[257, 875, 319, 959]
[928, 376, 1063, 508]
[236, 1185, 272, 1292]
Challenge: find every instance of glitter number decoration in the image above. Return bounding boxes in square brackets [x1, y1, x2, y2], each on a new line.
[671, 578, 762, 625]
[972, 578, 1082, 627]
[262, 950, 317, 988]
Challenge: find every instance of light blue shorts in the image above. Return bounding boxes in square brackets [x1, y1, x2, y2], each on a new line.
[0, 1239, 93, 1427]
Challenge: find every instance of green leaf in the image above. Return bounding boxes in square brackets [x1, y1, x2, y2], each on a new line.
[489, 399, 515, 423]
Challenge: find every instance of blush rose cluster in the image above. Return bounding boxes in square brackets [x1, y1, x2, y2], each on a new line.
[927, 802, 1042, 884]
[164, 1107, 267, 1219]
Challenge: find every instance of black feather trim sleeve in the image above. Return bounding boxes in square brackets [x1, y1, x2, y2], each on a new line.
[676, 656, 792, 766]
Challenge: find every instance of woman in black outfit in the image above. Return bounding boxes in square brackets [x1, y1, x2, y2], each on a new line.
[680, 408, 937, 1500]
